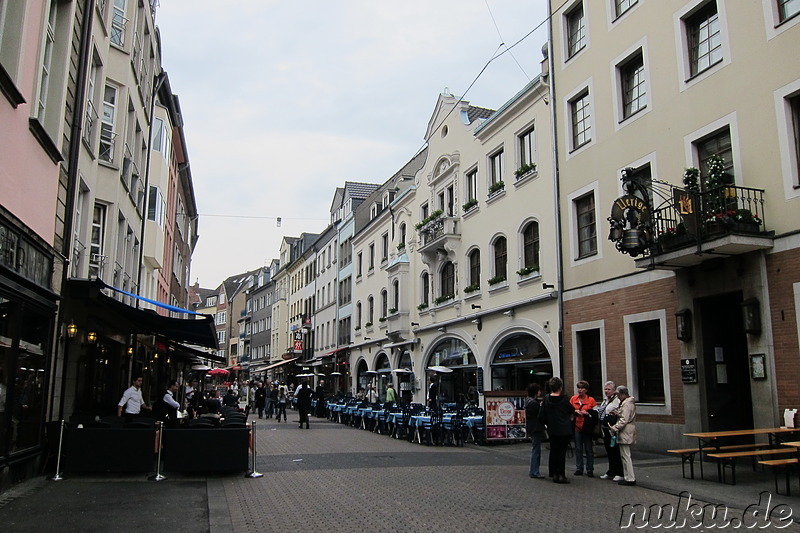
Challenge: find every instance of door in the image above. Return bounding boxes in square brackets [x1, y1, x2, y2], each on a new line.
[699, 292, 753, 434]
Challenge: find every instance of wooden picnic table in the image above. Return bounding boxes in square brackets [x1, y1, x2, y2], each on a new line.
[683, 427, 800, 481]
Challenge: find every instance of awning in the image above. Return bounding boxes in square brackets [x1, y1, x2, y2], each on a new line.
[161, 338, 224, 364]
[381, 339, 419, 349]
[321, 347, 348, 356]
[257, 357, 299, 371]
[66, 278, 218, 349]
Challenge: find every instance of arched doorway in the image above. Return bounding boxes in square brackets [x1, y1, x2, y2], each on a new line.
[356, 359, 369, 395]
[375, 352, 391, 401]
[395, 350, 414, 403]
[426, 338, 477, 406]
[490, 333, 553, 392]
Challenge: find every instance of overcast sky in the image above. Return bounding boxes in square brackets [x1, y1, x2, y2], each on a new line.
[155, 1, 549, 288]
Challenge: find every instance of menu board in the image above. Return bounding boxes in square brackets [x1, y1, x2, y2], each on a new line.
[485, 395, 527, 441]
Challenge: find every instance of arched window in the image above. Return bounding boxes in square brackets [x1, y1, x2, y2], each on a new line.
[392, 279, 399, 310]
[493, 236, 507, 279]
[367, 296, 374, 324]
[356, 301, 362, 327]
[399, 223, 407, 249]
[440, 261, 455, 297]
[468, 249, 481, 288]
[522, 221, 540, 270]
[421, 272, 430, 306]
[381, 289, 388, 318]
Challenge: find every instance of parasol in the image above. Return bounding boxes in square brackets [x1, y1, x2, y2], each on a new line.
[391, 368, 413, 374]
[427, 365, 453, 373]
[208, 368, 230, 376]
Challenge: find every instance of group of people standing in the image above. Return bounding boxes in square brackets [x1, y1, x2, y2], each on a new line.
[525, 377, 637, 485]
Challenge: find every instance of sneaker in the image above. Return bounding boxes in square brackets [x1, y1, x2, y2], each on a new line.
[600, 474, 611, 480]
[612, 476, 624, 482]
[573, 470, 583, 476]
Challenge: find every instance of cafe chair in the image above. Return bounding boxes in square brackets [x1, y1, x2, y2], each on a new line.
[442, 411, 465, 446]
[189, 418, 216, 428]
[421, 409, 444, 445]
[220, 420, 247, 428]
[124, 419, 155, 429]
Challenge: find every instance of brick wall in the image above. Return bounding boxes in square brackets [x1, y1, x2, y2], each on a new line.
[766, 248, 800, 411]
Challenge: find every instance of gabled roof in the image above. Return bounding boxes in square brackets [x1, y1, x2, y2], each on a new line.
[467, 105, 495, 123]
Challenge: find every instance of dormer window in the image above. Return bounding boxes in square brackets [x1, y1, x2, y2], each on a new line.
[370, 203, 378, 219]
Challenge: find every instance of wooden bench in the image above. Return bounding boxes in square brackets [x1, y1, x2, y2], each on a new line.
[707, 448, 795, 484]
[758, 458, 799, 496]
[667, 443, 771, 479]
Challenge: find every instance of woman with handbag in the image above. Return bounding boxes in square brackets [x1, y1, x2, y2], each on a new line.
[598, 381, 623, 481]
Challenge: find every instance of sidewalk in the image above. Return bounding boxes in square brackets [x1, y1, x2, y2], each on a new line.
[1, 414, 799, 532]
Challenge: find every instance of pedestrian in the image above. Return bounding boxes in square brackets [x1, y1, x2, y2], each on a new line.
[427, 376, 438, 409]
[295, 381, 313, 429]
[315, 380, 326, 417]
[524, 383, 545, 479]
[268, 383, 278, 418]
[367, 384, 378, 404]
[538, 376, 573, 484]
[275, 383, 288, 422]
[265, 380, 274, 418]
[385, 382, 397, 404]
[248, 380, 257, 414]
[184, 379, 197, 418]
[608, 385, 637, 486]
[254, 382, 267, 419]
[240, 381, 250, 413]
[570, 380, 598, 477]
[598, 381, 623, 481]
[154, 380, 181, 427]
[117, 376, 150, 421]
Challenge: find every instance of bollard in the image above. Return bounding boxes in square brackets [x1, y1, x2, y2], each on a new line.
[50, 420, 66, 481]
[149, 420, 167, 481]
[246, 421, 263, 478]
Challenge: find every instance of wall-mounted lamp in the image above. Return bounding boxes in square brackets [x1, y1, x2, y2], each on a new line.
[741, 298, 761, 335]
[471, 304, 481, 309]
[66, 321, 78, 338]
[542, 283, 555, 290]
[503, 309, 514, 317]
[86, 331, 97, 344]
[437, 326, 446, 333]
[127, 346, 134, 355]
[675, 309, 692, 341]
[411, 322, 419, 327]
[471, 317, 482, 331]
[363, 337, 371, 341]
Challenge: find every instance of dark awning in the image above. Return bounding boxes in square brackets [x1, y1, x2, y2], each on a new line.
[66, 278, 218, 349]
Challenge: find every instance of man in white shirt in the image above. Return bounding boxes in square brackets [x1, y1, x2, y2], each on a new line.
[118, 376, 150, 419]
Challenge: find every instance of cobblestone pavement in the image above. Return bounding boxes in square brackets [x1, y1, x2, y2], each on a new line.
[3, 413, 800, 532]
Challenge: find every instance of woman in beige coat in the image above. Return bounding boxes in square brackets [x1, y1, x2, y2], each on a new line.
[608, 385, 636, 486]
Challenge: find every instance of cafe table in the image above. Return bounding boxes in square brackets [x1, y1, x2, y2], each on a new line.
[684, 427, 800, 481]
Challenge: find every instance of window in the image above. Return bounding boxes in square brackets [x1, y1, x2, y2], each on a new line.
[399, 223, 406, 249]
[421, 203, 429, 220]
[392, 279, 399, 310]
[110, 0, 127, 47]
[577, 329, 603, 401]
[489, 150, 504, 187]
[206, 296, 217, 307]
[446, 185, 454, 216]
[780, 0, 800, 22]
[522, 222, 540, 270]
[147, 186, 166, 228]
[466, 169, 478, 202]
[440, 262, 455, 298]
[631, 319, 665, 403]
[381, 233, 388, 262]
[493, 237, 507, 280]
[357, 251, 363, 276]
[368, 296, 374, 324]
[36, 1, 57, 121]
[368, 243, 375, 270]
[687, 2, 722, 77]
[791, 94, 800, 186]
[338, 316, 351, 346]
[614, 0, 637, 18]
[696, 127, 733, 186]
[620, 52, 646, 119]
[99, 85, 118, 162]
[518, 126, 536, 170]
[566, 2, 586, 58]
[370, 203, 378, 219]
[217, 330, 226, 344]
[381, 289, 387, 318]
[338, 276, 351, 305]
[89, 203, 106, 278]
[570, 90, 591, 150]
[356, 301, 362, 327]
[575, 193, 597, 258]
[468, 249, 481, 288]
[215, 311, 226, 325]
[421, 272, 430, 307]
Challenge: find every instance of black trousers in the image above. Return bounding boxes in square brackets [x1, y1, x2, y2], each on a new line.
[548, 434, 571, 477]
[602, 428, 624, 477]
[298, 405, 310, 426]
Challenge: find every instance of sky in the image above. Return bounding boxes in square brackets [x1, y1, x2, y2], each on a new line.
[155, 1, 549, 288]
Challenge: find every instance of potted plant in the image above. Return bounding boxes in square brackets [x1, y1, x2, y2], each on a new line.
[463, 283, 480, 294]
[488, 275, 507, 286]
[388, 307, 398, 315]
[488, 181, 505, 195]
[365, 321, 373, 328]
[462, 198, 478, 212]
[354, 325, 361, 331]
[514, 162, 536, 179]
[417, 303, 429, 311]
[516, 265, 539, 277]
[434, 294, 454, 305]
[397, 242, 405, 251]
[378, 316, 386, 322]
[415, 209, 444, 230]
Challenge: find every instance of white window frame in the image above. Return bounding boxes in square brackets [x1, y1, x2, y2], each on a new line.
[611, 40, 651, 130]
[563, 79, 595, 158]
[488, 147, 504, 188]
[465, 167, 478, 202]
[673, 0, 731, 92]
[567, 181, 602, 266]
[99, 84, 118, 162]
[36, 0, 57, 121]
[682, 112, 741, 186]
[562, 0, 588, 63]
[571, 320, 608, 388]
[774, 78, 800, 199]
[608, 0, 638, 24]
[623, 309, 672, 415]
[110, 0, 127, 47]
[762, 0, 800, 40]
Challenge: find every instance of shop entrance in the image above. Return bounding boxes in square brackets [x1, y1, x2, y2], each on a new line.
[699, 292, 753, 433]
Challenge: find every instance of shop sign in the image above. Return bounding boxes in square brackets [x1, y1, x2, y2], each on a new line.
[485, 395, 526, 441]
[0, 220, 53, 288]
[681, 358, 697, 384]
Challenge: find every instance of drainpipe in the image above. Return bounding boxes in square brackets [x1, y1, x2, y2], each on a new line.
[546, 0, 566, 377]
[55, 0, 95, 421]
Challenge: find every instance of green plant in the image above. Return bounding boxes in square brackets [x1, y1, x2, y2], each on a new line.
[489, 181, 505, 195]
[397, 242, 405, 250]
[388, 307, 398, 314]
[379, 316, 386, 322]
[365, 321, 373, 328]
[417, 303, 429, 311]
[733, 208, 762, 225]
[434, 294, 455, 305]
[704, 155, 733, 190]
[487, 275, 507, 286]
[517, 265, 539, 277]
[682, 167, 700, 193]
[462, 198, 478, 211]
[463, 283, 480, 294]
[415, 209, 444, 230]
[514, 162, 536, 178]
[354, 325, 361, 331]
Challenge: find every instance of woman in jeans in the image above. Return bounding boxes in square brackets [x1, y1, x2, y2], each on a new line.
[598, 381, 623, 481]
[570, 380, 597, 477]
[524, 383, 545, 479]
[274, 384, 288, 422]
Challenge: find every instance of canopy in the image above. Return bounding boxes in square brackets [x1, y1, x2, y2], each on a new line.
[427, 366, 454, 373]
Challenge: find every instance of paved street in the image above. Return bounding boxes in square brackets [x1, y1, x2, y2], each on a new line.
[3, 413, 800, 532]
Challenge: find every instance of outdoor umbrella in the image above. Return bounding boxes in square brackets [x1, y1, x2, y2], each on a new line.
[208, 368, 229, 376]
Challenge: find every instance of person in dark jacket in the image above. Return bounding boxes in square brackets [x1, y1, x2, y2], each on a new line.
[254, 383, 267, 419]
[524, 383, 545, 479]
[315, 380, 326, 417]
[295, 381, 313, 429]
[539, 377, 574, 484]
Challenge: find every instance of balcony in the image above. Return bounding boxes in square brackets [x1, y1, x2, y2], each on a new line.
[417, 214, 460, 258]
[635, 185, 774, 270]
[386, 310, 410, 337]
